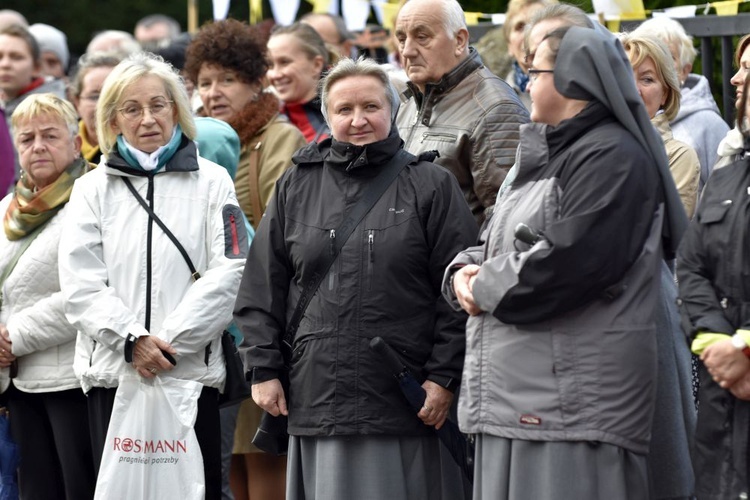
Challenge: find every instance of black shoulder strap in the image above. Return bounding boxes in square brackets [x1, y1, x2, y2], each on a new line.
[121, 177, 201, 281]
[283, 148, 415, 347]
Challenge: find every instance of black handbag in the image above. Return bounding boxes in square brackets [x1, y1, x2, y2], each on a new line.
[122, 177, 251, 408]
[251, 149, 415, 455]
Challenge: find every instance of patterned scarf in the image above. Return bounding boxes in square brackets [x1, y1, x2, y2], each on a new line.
[513, 60, 530, 94]
[3, 157, 89, 240]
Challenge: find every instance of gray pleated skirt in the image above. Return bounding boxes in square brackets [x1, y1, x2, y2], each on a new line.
[286, 434, 446, 500]
[473, 435, 649, 500]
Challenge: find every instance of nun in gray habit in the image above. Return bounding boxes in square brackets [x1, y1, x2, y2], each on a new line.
[443, 26, 688, 500]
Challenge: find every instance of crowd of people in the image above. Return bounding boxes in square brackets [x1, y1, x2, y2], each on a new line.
[0, 0, 748, 499]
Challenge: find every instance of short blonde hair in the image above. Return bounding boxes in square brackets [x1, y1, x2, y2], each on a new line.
[620, 32, 681, 121]
[11, 93, 79, 140]
[96, 51, 195, 155]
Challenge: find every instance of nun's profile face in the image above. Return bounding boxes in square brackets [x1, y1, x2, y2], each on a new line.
[528, 40, 567, 126]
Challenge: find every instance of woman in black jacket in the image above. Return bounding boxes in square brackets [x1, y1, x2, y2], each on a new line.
[677, 75, 750, 500]
[234, 57, 477, 499]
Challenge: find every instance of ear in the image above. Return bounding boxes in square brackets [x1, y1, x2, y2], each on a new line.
[312, 55, 325, 75]
[110, 117, 121, 135]
[73, 134, 83, 156]
[455, 28, 469, 56]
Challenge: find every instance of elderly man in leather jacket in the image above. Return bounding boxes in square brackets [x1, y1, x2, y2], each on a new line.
[395, 0, 530, 226]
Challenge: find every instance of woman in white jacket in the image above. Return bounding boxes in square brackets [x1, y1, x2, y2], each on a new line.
[58, 52, 247, 500]
[0, 93, 95, 498]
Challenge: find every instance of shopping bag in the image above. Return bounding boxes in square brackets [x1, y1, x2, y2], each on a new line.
[94, 376, 204, 500]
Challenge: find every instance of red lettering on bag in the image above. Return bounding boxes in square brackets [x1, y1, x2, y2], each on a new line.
[114, 437, 188, 453]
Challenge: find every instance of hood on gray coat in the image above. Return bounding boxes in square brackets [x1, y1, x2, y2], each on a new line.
[673, 73, 722, 123]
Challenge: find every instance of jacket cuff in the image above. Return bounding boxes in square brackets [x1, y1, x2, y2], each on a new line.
[251, 366, 279, 385]
[427, 373, 459, 393]
[123, 331, 150, 363]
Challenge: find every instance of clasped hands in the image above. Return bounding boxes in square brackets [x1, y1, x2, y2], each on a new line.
[453, 265, 482, 316]
[702, 338, 750, 400]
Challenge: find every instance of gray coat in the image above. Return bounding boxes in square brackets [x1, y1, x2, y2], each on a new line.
[444, 102, 664, 454]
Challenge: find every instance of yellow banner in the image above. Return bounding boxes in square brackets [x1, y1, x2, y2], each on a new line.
[713, 0, 740, 15]
[312, 0, 332, 13]
[249, 0, 262, 24]
[464, 12, 481, 25]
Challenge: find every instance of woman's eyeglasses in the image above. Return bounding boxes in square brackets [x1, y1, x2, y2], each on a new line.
[528, 69, 554, 82]
[117, 99, 174, 121]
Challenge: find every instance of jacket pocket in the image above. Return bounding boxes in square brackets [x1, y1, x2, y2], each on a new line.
[698, 201, 731, 224]
[420, 131, 457, 143]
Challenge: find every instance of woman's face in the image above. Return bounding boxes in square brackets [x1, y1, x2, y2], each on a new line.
[267, 34, 324, 104]
[633, 56, 667, 119]
[0, 34, 38, 100]
[527, 40, 565, 126]
[15, 113, 81, 189]
[111, 75, 177, 154]
[197, 63, 260, 122]
[74, 66, 114, 145]
[731, 43, 750, 109]
[507, 3, 545, 72]
[327, 75, 391, 146]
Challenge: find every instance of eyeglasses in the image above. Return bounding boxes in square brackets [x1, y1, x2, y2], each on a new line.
[528, 69, 554, 82]
[117, 99, 174, 121]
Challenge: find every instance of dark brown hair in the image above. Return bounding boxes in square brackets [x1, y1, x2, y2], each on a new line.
[184, 19, 268, 85]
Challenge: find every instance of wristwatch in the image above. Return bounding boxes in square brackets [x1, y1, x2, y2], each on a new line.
[731, 333, 750, 357]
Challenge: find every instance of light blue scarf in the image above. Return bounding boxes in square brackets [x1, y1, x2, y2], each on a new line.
[116, 125, 183, 173]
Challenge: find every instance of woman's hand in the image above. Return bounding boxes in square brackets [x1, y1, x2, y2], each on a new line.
[730, 372, 750, 400]
[702, 339, 750, 389]
[0, 324, 16, 368]
[453, 265, 482, 316]
[418, 380, 453, 430]
[252, 379, 288, 417]
[132, 335, 177, 378]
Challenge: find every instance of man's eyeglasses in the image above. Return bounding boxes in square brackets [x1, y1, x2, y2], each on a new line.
[528, 69, 554, 82]
[117, 99, 174, 121]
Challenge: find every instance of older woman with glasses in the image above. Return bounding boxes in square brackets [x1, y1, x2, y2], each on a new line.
[0, 93, 95, 500]
[69, 53, 123, 166]
[58, 52, 247, 499]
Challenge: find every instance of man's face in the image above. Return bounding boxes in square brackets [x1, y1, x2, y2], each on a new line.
[395, 0, 467, 92]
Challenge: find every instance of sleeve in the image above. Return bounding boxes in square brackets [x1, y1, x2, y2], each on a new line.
[59, 179, 149, 355]
[6, 290, 74, 356]
[676, 212, 735, 337]
[472, 143, 660, 324]
[470, 98, 529, 214]
[156, 172, 248, 354]
[423, 170, 479, 389]
[234, 175, 293, 383]
[667, 142, 700, 219]
[257, 125, 306, 209]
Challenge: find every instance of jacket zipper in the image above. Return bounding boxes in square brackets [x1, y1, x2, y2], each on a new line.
[367, 230, 374, 290]
[329, 229, 336, 290]
[420, 131, 457, 143]
[229, 214, 240, 256]
[145, 176, 154, 332]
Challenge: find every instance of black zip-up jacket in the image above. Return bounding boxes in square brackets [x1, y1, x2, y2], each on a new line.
[677, 157, 750, 499]
[235, 131, 477, 436]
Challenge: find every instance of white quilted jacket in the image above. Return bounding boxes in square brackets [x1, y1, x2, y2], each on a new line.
[0, 194, 79, 393]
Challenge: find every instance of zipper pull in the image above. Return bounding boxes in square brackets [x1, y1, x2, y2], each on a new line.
[229, 214, 240, 256]
[330, 229, 336, 255]
[368, 230, 374, 263]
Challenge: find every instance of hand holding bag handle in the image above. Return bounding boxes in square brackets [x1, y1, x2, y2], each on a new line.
[121, 177, 252, 407]
[251, 148, 416, 455]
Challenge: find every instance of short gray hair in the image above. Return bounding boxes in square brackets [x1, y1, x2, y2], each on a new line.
[320, 57, 401, 130]
[633, 17, 697, 67]
[441, 0, 468, 37]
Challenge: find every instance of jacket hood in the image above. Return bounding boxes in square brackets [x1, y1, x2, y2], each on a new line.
[673, 73, 722, 124]
[555, 26, 687, 259]
[194, 117, 240, 180]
